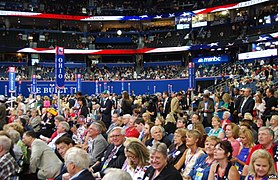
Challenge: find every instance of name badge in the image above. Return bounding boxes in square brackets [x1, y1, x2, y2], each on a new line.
[175, 151, 181, 156]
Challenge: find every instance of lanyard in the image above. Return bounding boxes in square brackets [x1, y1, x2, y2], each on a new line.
[184, 147, 199, 169]
[168, 148, 178, 158]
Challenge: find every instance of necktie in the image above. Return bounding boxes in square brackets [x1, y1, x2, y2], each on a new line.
[102, 147, 117, 170]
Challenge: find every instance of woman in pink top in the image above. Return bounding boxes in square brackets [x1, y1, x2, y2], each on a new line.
[43, 96, 51, 108]
[225, 123, 240, 157]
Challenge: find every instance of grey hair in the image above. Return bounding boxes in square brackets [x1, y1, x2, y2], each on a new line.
[259, 126, 274, 140]
[150, 142, 168, 158]
[103, 168, 132, 180]
[91, 122, 102, 134]
[110, 126, 125, 135]
[0, 135, 12, 153]
[150, 126, 165, 136]
[64, 147, 89, 169]
[54, 115, 65, 122]
[59, 121, 70, 132]
[6, 129, 20, 144]
[223, 111, 231, 117]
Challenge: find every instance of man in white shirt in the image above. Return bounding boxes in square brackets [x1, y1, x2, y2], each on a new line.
[48, 121, 70, 150]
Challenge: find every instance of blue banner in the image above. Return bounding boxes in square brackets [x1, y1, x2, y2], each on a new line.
[55, 46, 65, 88]
[104, 82, 107, 90]
[77, 74, 82, 92]
[188, 62, 195, 90]
[8, 67, 16, 93]
[32, 75, 37, 94]
[18, 81, 22, 95]
[121, 79, 124, 92]
[192, 55, 230, 64]
[95, 80, 98, 95]
[0, 77, 227, 97]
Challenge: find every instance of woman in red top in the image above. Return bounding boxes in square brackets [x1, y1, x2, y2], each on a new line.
[221, 111, 231, 129]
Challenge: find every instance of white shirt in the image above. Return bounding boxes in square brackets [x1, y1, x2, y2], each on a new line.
[163, 97, 168, 113]
[48, 132, 66, 150]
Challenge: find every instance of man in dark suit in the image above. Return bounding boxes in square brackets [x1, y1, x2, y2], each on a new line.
[232, 88, 244, 124]
[90, 127, 126, 178]
[263, 88, 277, 122]
[100, 90, 113, 129]
[162, 91, 171, 119]
[198, 94, 214, 127]
[63, 147, 94, 180]
[238, 88, 255, 119]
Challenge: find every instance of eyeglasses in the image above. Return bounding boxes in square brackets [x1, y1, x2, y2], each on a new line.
[110, 134, 122, 138]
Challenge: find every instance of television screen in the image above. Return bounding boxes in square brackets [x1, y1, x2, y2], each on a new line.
[175, 15, 192, 30]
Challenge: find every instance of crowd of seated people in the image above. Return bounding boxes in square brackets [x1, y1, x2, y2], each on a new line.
[0, 58, 277, 83]
[0, 76, 277, 179]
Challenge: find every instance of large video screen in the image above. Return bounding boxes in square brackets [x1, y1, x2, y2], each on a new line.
[175, 15, 192, 30]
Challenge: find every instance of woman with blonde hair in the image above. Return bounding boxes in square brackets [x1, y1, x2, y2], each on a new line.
[225, 122, 240, 157]
[193, 122, 207, 148]
[175, 130, 205, 174]
[246, 149, 277, 180]
[142, 112, 151, 123]
[233, 129, 254, 174]
[43, 96, 51, 108]
[221, 93, 234, 113]
[3, 122, 24, 136]
[185, 136, 221, 180]
[208, 116, 225, 139]
[155, 116, 165, 127]
[253, 93, 265, 120]
[122, 140, 150, 179]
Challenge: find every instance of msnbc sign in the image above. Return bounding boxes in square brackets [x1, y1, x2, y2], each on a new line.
[193, 55, 229, 64]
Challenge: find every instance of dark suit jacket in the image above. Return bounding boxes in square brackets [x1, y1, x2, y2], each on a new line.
[68, 98, 75, 109]
[239, 96, 255, 115]
[92, 144, 126, 177]
[143, 163, 183, 180]
[264, 96, 277, 116]
[162, 97, 171, 119]
[54, 164, 67, 180]
[71, 169, 95, 180]
[145, 136, 171, 148]
[79, 105, 89, 117]
[234, 95, 243, 111]
[100, 99, 113, 124]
